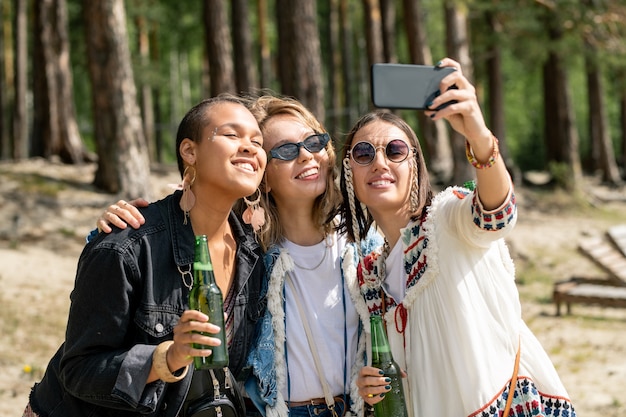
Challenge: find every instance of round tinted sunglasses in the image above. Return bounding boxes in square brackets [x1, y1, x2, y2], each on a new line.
[348, 139, 414, 166]
[268, 133, 330, 161]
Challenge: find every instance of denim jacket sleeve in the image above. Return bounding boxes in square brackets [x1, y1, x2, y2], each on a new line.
[245, 246, 281, 414]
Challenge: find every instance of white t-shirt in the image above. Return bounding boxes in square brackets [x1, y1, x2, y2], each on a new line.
[281, 233, 359, 401]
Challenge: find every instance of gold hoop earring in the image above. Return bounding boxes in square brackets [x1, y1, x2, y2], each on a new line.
[242, 189, 266, 232]
[180, 165, 196, 225]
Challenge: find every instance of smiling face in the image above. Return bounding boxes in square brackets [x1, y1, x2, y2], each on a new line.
[180, 101, 266, 204]
[263, 114, 329, 208]
[347, 120, 414, 219]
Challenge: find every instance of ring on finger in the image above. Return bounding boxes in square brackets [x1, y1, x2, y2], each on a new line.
[367, 394, 374, 398]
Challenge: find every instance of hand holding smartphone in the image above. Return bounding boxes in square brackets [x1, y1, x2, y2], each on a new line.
[371, 63, 457, 110]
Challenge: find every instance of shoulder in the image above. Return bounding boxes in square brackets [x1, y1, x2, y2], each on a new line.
[87, 195, 173, 252]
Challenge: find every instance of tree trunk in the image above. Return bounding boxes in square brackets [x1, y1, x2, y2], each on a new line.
[484, 10, 518, 183]
[203, 0, 236, 95]
[585, 40, 621, 185]
[484, 11, 505, 150]
[403, 0, 451, 183]
[444, 0, 473, 186]
[621, 75, 626, 178]
[361, 0, 384, 71]
[33, 0, 87, 164]
[232, 0, 257, 94]
[339, 0, 358, 125]
[379, 0, 396, 63]
[12, 0, 27, 160]
[256, 0, 271, 89]
[542, 9, 582, 191]
[275, 0, 294, 96]
[149, 25, 163, 163]
[136, 14, 155, 163]
[83, 0, 152, 199]
[326, 0, 343, 136]
[277, 0, 325, 120]
[0, 1, 7, 159]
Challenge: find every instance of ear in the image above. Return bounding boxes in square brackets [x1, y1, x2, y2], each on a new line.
[179, 138, 197, 166]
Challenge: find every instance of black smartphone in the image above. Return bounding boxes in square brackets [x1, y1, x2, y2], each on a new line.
[371, 63, 457, 110]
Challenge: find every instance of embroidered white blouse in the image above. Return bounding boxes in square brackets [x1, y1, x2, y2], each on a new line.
[344, 186, 576, 417]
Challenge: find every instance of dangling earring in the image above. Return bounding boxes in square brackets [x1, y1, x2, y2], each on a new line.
[180, 166, 196, 225]
[242, 189, 266, 232]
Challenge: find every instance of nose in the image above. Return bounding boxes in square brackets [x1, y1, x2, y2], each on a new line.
[370, 146, 388, 168]
[297, 145, 314, 161]
[239, 137, 259, 154]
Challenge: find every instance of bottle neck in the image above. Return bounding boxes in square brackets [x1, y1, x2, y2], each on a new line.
[194, 235, 217, 286]
[370, 315, 393, 363]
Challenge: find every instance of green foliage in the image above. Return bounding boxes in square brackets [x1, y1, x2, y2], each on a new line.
[13, 0, 626, 179]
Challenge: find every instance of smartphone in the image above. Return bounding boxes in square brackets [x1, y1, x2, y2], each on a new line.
[371, 63, 457, 110]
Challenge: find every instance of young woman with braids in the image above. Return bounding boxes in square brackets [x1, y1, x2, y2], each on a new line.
[339, 58, 576, 417]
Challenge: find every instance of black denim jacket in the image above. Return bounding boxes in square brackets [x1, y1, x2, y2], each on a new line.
[30, 191, 267, 417]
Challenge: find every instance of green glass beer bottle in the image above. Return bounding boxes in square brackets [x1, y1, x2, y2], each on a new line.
[189, 235, 229, 369]
[370, 315, 408, 417]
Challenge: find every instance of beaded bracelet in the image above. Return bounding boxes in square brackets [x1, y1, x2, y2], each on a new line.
[152, 341, 189, 383]
[465, 136, 499, 169]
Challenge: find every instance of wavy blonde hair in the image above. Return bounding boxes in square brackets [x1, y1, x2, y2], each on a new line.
[242, 94, 341, 251]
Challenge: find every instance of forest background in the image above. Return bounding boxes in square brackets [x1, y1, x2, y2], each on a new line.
[1, 0, 626, 196]
[1, 0, 626, 416]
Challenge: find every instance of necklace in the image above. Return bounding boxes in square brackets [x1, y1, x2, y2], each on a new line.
[290, 233, 334, 271]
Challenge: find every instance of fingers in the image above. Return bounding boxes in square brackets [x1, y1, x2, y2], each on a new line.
[97, 199, 146, 233]
[436, 57, 461, 73]
[129, 198, 150, 208]
[427, 57, 488, 136]
[164, 310, 225, 370]
[174, 310, 223, 345]
[356, 366, 391, 405]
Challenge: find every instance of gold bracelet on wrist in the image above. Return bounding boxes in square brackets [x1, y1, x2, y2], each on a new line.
[466, 136, 499, 169]
[152, 341, 189, 383]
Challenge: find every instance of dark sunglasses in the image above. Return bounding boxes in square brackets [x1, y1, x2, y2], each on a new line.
[348, 139, 414, 166]
[268, 133, 331, 161]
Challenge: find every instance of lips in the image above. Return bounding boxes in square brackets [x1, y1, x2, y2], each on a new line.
[233, 158, 258, 172]
[368, 175, 395, 187]
[296, 167, 319, 179]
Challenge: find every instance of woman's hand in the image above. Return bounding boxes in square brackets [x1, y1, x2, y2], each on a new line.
[166, 310, 226, 372]
[96, 198, 148, 233]
[356, 366, 392, 405]
[425, 57, 491, 145]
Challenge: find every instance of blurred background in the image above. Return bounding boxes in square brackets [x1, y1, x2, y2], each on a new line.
[1, 2, 626, 416]
[0, 0, 625, 197]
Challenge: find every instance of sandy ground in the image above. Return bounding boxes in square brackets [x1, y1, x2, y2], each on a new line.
[1, 158, 625, 417]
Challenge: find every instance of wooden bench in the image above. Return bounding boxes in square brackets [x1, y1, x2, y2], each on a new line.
[553, 225, 626, 316]
[553, 277, 626, 316]
[607, 224, 626, 257]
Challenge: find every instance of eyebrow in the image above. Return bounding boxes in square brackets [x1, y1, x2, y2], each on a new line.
[216, 123, 262, 137]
